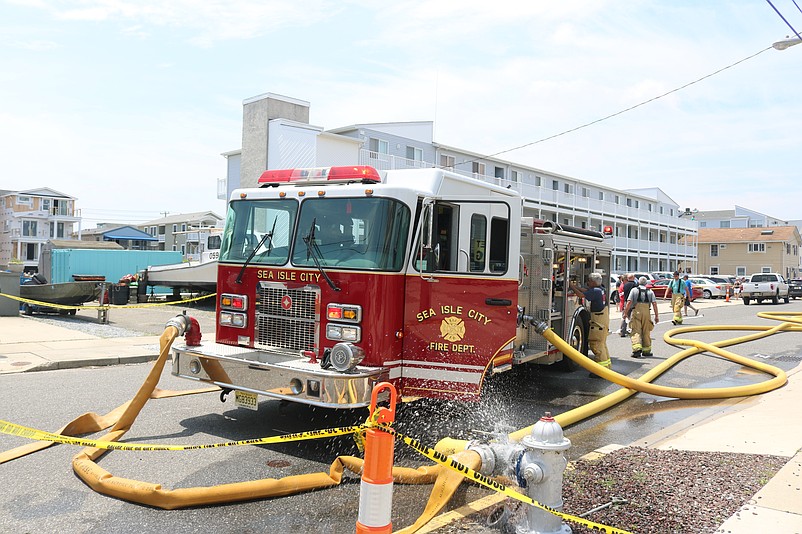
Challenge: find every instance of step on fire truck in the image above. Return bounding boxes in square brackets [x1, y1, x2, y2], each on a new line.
[172, 166, 612, 409]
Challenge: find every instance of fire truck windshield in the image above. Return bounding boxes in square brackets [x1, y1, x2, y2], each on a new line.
[291, 197, 410, 271]
[219, 199, 297, 265]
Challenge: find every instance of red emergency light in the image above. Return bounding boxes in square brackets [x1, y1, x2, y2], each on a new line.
[602, 225, 613, 236]
[258, 166, 382, 185]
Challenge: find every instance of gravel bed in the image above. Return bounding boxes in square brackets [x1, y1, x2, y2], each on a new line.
[21, 314, 147, 339]
[437, 447, 788, 533]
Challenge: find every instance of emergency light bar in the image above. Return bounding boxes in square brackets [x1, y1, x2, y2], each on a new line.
[258, 165, 382, 185]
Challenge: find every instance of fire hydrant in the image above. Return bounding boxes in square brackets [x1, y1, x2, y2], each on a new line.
[515, 412, 572, 534]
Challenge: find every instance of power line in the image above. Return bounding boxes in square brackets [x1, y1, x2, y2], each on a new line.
[766, 0, 802, 40]
[458, 46, 773, 166]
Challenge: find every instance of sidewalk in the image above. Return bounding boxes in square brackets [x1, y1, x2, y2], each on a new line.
[0, 316, 163, 373]
[1, 302, 800, 531]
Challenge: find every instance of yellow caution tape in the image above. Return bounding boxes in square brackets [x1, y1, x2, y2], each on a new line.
[0, 419, 361, 451]
[0, 291, 214, 310]
[390, 427, 632, 534]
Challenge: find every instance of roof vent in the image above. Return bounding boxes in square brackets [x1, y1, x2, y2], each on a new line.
[760, 230, 774, 235]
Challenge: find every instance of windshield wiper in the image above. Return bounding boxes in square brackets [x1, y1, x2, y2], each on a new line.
[302, 217, 340, 292]
[235, 231, 274, 284]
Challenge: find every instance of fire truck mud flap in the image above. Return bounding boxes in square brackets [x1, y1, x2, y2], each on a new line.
[171, 342, 389, 409]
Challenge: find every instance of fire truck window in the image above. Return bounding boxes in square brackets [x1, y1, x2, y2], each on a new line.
[470, 214, 487, 272]
[488, 217, 509, 273]
[219, 199, 297, 265]
[435, 204, 457, 271]
[292, 197, 410, 271]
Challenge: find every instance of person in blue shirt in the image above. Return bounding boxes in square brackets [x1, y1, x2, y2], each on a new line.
[568, 272, 611, 375]
[664, 271, 689, 325]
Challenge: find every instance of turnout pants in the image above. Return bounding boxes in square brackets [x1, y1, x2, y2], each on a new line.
[587, 306, 611, 368]
[671, 293, 684, 324]
[630, 302, 654, 355]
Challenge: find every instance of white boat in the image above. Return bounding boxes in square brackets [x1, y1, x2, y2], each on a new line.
[141, 228, 221, 293]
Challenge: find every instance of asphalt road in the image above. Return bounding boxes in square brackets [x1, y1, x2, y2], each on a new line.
[2, 299, 801, 533]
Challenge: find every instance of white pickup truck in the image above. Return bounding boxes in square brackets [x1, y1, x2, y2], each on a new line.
[741, 273, 790, 305]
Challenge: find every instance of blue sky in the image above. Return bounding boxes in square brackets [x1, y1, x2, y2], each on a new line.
[1, 1, 801, 226]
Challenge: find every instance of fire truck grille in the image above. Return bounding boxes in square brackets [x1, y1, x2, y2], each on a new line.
[255, 283, 319, 353]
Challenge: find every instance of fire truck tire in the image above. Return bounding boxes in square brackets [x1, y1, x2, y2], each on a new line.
[557, 315, 588, 371]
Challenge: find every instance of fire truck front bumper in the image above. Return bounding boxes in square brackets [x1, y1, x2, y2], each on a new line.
[171, 341, 389, 409]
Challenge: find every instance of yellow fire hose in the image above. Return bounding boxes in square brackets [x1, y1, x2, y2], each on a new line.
[3, 311, 799, 532]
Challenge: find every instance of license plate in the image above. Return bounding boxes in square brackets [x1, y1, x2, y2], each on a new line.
[234, 390, 259, 411]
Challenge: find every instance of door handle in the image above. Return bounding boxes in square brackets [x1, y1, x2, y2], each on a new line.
[485, 298, 512, 306]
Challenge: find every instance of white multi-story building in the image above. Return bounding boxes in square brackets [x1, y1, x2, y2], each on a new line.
[0, 188, 80, 272]
[219, 92, 698, 274]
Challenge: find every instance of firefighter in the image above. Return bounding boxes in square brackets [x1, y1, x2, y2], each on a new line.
[568, 272, 611, 374]
[623, 276, 659, 358]
[664, 271, 687, 325]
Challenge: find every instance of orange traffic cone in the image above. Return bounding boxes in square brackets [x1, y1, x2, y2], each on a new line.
[725, 287, 731, 302]
[356, 382, 398, 534]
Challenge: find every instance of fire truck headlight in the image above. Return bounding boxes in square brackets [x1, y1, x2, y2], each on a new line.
[219, 311, 247, 328]
[326, 324, 361, 342]
[329, 343, 365, 372]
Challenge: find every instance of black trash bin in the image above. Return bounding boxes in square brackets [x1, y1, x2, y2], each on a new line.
[110, 284, 130, 305]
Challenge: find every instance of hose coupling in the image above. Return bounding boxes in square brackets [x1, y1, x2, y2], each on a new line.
[532, 321, 550, 334]
[165, 314, 191, 336]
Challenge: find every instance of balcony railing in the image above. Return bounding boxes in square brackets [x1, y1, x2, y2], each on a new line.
[358, 149, 696, 233]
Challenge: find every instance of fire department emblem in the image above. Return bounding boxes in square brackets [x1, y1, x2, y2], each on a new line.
[440, 316, 465, 342]
[281, 295, 293, 310]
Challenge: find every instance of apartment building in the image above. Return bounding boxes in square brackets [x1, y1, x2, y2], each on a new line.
[697, 226, 802, 279]
[219, 92, 698, 275]
[0, 188, 80, 272]
[139, 211, 223, 257]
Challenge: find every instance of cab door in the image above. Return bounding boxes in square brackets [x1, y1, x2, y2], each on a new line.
[401, 198, 519, 401]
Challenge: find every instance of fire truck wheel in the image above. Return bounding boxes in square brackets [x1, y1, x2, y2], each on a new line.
[557, 315, 587, 372]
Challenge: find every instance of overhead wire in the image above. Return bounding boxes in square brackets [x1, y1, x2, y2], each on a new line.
[457, 46, 774, 167]
[766, 0, 802, 40]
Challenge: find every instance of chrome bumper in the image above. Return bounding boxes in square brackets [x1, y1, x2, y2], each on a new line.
[172, 341, 389, 409]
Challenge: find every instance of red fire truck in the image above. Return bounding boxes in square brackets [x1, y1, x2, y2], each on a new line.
[172, 166, 612, 409]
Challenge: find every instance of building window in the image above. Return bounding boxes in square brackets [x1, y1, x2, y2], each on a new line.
[736, 266, 746, 276]
[17, 195, 32, 206]
[721, 221, 730, 228]
[786, 243, 791, 254]
[472, 162, 485, 176]
[711, 244, 718, 257]
[563, 183, 571, 194]
[599, 191, 604, 200]
[510, 170, 520, 182]
[494, 167, 504, 180]
[57, 222, 64, 238]
[172, 224, 178, 233]
[42, 198, 51, 213]
[533, 175, 542, 186]
[552, 180, 559, 190]
[440, 154, 455, 169]
[22, 220, 37, 237]
[368, 138, 388, 158]
[582, 187, 590, 198]
[659, 206, 664, 214]
[648, 203, 653, 212]
[181, 223, 187, 232]
[762, 266, 771, 273]
[615, 195, 620, 204]
[406, 146, 423, 161]
[748, 243, 766, 253]
[700, 221, 707, 228]
[626, 198, 632, 207]
[710, 266, 719, 275]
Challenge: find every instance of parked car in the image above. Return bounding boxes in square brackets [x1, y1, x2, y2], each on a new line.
[647, 278, 703, 301]
[687, 277, 727, 299]
[698, 275, 734, 298]
[789, 279, 802, 299]
[742, 273, 790, 305]
[651, 271, 674, 281]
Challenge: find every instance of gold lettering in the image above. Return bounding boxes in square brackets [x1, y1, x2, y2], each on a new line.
[440, 305, 463, 315]
[468, 309, 492, 325]
[416, 308, 436, 322]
